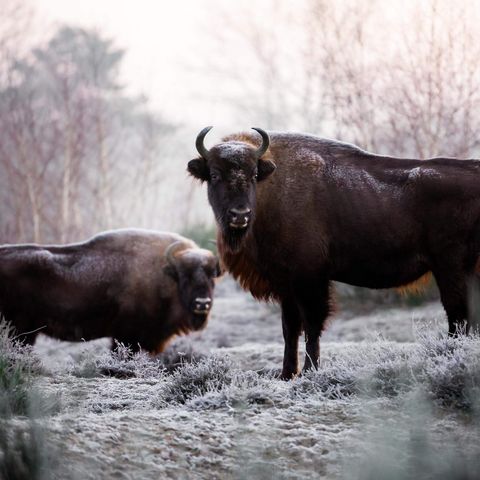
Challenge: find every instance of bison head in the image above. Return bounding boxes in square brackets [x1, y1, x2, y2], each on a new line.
[187, 127, 276, 252]
[164, 241, 221, 330]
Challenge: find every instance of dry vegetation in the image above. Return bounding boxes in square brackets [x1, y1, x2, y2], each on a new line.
[0, 280, 479, 479]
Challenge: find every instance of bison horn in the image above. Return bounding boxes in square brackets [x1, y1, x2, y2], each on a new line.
[196, 126, 213, 160]
[165, 241, 186, 267]
[251, 127, 270, 159]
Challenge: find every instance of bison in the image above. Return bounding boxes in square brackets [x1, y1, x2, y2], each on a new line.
[188, 126, 480, 379]
[0, 229, 221, 353]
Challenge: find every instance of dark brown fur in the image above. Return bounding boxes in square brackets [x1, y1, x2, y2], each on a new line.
[0, 229, 220, 353]
[189, 129, 480, 379]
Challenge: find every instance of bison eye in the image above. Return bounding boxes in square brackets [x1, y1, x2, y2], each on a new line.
[210, 173, 220, 182]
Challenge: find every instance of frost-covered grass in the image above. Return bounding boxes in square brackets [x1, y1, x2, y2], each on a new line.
[149, 330, 480, 414]
[0, 320, 61, 480]
[0, 320, 44, 417]
[59, 328, 480, 413]
[71, 342, 166, 379]
[71, 337, 207, 379]
[2, 279, 480, 479]
[294, 332, 480, 409]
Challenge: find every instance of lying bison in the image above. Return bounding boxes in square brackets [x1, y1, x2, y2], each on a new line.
[0, 229, 220, 353]
[189, 126, 480, 379]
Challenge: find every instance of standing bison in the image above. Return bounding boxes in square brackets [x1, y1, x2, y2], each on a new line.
[0, 229, 221, 353]
[188, 127, 480, 379]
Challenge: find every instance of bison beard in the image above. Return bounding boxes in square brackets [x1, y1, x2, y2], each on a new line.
[223, 226, 250, 252]
[190, 127, 480, 380]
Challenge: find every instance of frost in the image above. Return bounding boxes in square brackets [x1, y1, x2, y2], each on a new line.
[218, 142, 251, 159]
[1, 278, 480, 478]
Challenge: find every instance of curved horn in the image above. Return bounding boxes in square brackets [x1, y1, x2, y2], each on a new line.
[165, 241, 186, 267]
[196, 126, 213, 159]
[251, 127, 270, 159]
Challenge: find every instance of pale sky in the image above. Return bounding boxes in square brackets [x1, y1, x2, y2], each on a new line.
[32, 0, 234, 133]
[28, 0, 462, 140]
[27, 0, 408, 138]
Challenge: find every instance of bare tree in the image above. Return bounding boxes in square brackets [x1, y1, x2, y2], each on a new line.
[379, 0, 480, 158]
[0, 25, 179, 243]
[202, 0, 480, 159]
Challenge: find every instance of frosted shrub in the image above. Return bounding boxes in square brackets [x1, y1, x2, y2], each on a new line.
[72, 342, 166, 379]
[416, 331, 480, 408]
[292, 364, 358, 400]
[160, 355, 232, 405]
[0, 320, 43, 417]
[0, 320, 61, 479]
[291, 342, 415, 401]
[72, 338, 206, 378]
[187, 370, 286, 410]
[291, 330, 479, 409]
[156, 337, 207, 372]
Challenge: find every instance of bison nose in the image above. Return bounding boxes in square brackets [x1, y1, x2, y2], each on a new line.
[193, 297, 212, 314]
[228, 208, 251, 229]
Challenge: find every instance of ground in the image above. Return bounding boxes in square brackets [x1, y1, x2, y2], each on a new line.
[2, 277, 480, 480]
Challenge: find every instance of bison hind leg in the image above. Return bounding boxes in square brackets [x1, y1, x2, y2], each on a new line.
[467, 270, 480, 334]
[295, 280, 333, 373]
[434, 268, 470, 336]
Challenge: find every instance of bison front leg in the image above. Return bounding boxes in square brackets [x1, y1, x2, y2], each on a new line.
[280, 297, 302, 380]
[296, 281, 332, 372]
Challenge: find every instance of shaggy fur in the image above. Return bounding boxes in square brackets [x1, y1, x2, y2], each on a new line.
[189, 129, 480, 379]
[0, 229, 220, 353]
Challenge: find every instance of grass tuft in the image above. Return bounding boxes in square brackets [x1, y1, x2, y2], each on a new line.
[72, 337, 207, 379]
[0, 319, 61, 479]
[0, 320, 44, 417]
[160, 355, 232, 405]
[291, 331, 480, 409]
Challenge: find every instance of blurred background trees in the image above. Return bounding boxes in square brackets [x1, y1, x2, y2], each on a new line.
[211, 0, 480, 156]
[0, 20, 177, 243]
[1, 0, 480, 245]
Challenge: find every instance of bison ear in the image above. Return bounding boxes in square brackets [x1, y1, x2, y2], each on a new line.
[187, 158, 209, 182]
[257, 159, 276, 181]
[164, 264, 178, 281]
